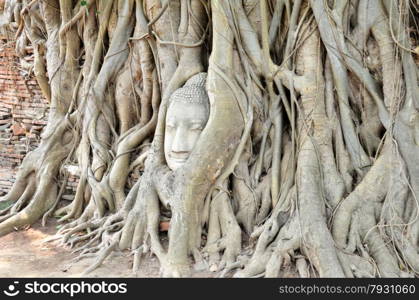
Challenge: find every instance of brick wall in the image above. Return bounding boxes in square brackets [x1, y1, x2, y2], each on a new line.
[0, 37, 77, 200]
[0, 37, 47, 195]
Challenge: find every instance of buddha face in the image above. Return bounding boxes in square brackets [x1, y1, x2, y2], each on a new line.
[164, 100, 209, 171]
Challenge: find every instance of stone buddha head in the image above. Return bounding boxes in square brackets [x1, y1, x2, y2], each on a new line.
[164, 73, 209, 171]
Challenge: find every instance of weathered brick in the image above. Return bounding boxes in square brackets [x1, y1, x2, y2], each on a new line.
[0, 41, 54, 194]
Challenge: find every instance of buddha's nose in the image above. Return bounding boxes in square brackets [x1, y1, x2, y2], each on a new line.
[171, 126, 190, 156]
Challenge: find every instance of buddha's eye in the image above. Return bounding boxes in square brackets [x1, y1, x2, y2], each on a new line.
[190, 126, 203, 132]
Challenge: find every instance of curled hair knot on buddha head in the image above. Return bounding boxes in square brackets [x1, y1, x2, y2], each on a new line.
[168, 72, 209, 112]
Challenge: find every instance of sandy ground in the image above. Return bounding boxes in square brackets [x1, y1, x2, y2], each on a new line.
[0, 220, 213, 278]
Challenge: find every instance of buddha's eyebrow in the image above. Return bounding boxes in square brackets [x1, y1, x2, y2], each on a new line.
[189, 119, 205, 124]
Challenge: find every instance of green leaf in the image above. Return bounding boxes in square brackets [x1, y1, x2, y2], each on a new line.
[0, 200, 13, 210]
[81, 0, 87, 6]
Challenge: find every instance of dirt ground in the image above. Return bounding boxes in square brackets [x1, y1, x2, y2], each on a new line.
[0, 220, 214, 278]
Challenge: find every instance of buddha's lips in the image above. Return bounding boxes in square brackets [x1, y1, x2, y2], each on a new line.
[169, 154, 189, 162]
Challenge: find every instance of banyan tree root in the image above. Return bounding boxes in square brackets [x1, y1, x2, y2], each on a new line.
[1, 0, 418, 278]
